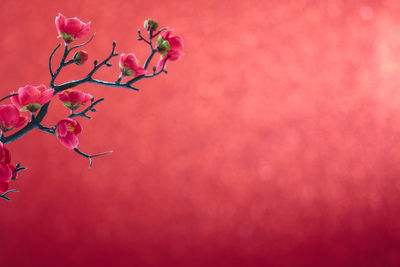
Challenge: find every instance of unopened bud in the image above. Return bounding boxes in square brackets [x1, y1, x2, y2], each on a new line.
[73, 51, 89, 65]
[144, 19, 159, 32]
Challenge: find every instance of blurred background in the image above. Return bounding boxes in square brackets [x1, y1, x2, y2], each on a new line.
[1, 0, 400, 266]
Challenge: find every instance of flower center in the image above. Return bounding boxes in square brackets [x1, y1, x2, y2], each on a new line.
[66, 125, 75, 132]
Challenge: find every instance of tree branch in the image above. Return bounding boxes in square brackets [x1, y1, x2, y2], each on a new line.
[0, 189, 18, 201]
[69, 33, 95, 51]
[0, 93, 18, 103]
[50, 44, 69, 87]
[69, 98, 104, 119]
[49, 43, 61, 77]
[73, 148, 113, 168]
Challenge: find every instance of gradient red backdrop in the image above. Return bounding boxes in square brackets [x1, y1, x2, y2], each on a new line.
[1, 0, 400, 266]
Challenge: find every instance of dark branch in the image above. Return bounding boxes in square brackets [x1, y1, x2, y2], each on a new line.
[73, 148, 113, 168]
[0, 189, 18, 201]
[69, 33, 95, 51]
[37, 124, 56, 136]
[69, 98, 105, 119]
[137, 30, 151, 45]
[138, 28, 157, 70]
[90, 79, 139, 91]
[0, 93, 18, 103]
[12, 166, 27, 180]
[50, 44, 69, 87]
[152, 27, 168, 38]
[1, 120, 39, 144]
[49, 43, 61, 77]
[87, 41, 118, 79]
[127, 56, 169, 85]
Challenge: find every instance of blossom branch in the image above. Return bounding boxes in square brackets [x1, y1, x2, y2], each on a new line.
[0, 14, 183, 200]
[1, 45, 166, 145]
[53, 41, 139, 92]
[73, 148, 113, 168]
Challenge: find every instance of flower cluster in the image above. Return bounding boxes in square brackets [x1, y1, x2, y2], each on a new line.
[0, 13, 183, 201]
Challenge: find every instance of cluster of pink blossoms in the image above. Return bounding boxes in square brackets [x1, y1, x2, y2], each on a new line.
[0, 14, 183, 198]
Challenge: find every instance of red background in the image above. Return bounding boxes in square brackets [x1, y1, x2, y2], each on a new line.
[1, 0, 400, 266]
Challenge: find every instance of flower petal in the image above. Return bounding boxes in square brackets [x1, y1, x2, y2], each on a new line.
[57, 121, 68, 137]
[168, 36, 184, 51]
[75, 22, 91, 38]
[55, 13, 66, 32]
[68, 90, 86, 104]
[15, 116, 27, 128]
[18, 85, 39, 106]
[58, 92, 70, 102]
[38, 88, 54, 105]
[59, 132, 79, 149]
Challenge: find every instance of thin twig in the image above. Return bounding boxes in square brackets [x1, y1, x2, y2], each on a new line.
[68, 33, 95, 51]
[152, 27, 168, 38]
[49, 43, 61, 77]
[0, 189, 18, 201]
[50, 44, 70, 87]
[37, 124, 55, 136]
[68, 98, 105, 119]
[127, 56, 169, 85]
[137, 30, 151, 45]
[73, 148, 113, 168]
[87, 41, 118, 78]
[0, 93, 18, 103]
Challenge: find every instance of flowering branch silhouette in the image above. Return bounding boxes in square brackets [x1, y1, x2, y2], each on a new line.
[0, 15, 183, 200]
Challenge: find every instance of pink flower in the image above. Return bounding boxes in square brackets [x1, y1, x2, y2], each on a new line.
[11, 85, 54, 113]
[73, 50, 89, 65]
[58, 89, 92, 111]
[156, 29, 184, 70]
[119, 53, 147, 77]
[0, 105, 27, 132]
[0, 142, 13, 183]
[55, 13, 91, 43]
[56, 118, 82, 149]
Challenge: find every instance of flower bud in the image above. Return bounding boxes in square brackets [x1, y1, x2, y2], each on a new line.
[73, 51, 89, 65]
[144, 19, 159, 33]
